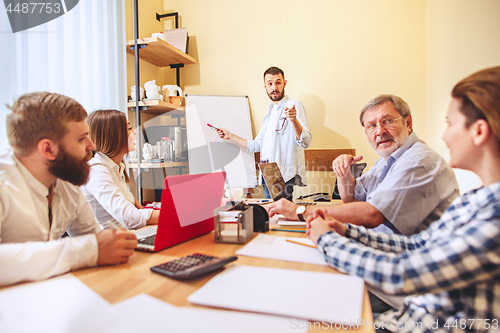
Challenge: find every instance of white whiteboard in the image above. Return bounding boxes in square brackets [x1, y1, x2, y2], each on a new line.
[185, 95, 257, 189]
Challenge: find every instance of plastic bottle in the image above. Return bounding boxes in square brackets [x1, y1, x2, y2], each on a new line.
[160, 137, 168, 161]
[167, 138, 175, 162]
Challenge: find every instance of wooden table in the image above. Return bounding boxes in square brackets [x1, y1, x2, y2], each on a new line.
[73, 220, 375, 333]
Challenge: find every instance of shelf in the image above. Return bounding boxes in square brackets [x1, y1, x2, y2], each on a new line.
[127, 100, 185, 116]
[126, 37, 196, 67]
[129, 161, 188, 169]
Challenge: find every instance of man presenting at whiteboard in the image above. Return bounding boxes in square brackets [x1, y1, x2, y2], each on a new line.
[217, 66, 312, 200]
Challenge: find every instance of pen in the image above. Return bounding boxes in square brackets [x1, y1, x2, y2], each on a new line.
[286, 239, 317, 249]
[271, 228, 306, 233]
[255, 199, 272, 204]
[207, 123, 219, 131]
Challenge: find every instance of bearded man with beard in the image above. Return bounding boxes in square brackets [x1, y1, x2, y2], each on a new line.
[0, 92, 137, 287]
[216, 66, 312, 201]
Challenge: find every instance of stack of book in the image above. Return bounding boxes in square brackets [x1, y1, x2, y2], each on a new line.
[164, 27, 188, 54]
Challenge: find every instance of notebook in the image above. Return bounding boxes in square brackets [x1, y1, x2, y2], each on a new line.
[134, 171, 226, 252]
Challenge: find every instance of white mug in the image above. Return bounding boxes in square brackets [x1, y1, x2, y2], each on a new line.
[144, 79, 156, 88]
[146, 88, 161, 100]
[162, 85, 183, 97]
[151, 32, 166, 42]
[130, 86, 144, 101]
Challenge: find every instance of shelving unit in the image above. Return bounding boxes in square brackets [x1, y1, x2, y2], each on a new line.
[127, 99, 185, 115]
[128, 3, 196, 202]
[129, 161, 188, 169]
[126, 37, 195, 67]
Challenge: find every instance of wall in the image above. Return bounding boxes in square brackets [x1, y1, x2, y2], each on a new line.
[425, 0, 500, 193]
[126, 0, 500, 196]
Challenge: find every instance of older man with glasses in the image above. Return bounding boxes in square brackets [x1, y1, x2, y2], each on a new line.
[267, 94, 459, 313]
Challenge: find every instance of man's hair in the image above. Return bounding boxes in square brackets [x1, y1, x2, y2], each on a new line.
[263, 66, 285, 80]
[6, 92, 87, 156]
[359, 94, 412, 127]
[452, 66, 500, 146]
[87, 109, 128, 159]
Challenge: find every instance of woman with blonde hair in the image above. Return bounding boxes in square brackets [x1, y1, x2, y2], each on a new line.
[82, 110, 159, 229]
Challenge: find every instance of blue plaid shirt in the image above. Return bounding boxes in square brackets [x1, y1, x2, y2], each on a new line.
[317, 182, 500, 332]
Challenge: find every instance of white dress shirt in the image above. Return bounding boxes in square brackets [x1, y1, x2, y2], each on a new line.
[82, 152, 152, 230]
[0, 149, 99, 287]
[247, 96, 312, 184]
[259, 104, 280, 162]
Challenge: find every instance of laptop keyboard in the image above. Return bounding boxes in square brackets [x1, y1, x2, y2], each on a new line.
[138, 234, 156, 246]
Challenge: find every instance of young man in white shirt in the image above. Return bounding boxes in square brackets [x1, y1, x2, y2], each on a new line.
[217, 66, 312, 200]
[0, 92, 137, 287]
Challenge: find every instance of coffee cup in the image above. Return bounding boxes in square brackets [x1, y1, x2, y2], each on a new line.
[144, 80, 156, 89]
[151, 32, 166, 42]
[146, 87, 161, 100]
[130, 86, 144, 101]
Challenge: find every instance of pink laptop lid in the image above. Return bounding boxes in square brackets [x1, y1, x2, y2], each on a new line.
[154, 171, 226, 251]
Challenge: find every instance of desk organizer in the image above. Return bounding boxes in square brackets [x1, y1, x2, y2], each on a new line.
[214, 204, 253, 244]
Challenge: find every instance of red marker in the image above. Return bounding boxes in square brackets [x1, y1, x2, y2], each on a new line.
[207, 123, 219, 131]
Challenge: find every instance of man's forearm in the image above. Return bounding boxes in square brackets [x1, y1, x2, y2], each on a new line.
[228, 133, 248, 149]
[291, 119, 302, 140]
[322, 202, 385, 228]
[336, 175, 356, 203]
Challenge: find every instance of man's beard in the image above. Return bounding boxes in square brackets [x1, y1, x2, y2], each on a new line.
[267, 89, 285, 102]
[48, 145, 92, 186]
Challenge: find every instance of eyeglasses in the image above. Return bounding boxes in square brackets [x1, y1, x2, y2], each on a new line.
[276, 117, 287, 132]
[364, 116, 403, 133]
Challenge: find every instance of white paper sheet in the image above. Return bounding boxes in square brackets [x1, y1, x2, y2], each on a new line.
[188, 265, 364, 325]
[0, 274, 112, 333]
[97, 293, 307, 333]
[236, 234, 328, 266]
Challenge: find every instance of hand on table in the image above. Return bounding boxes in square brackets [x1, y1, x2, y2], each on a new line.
[96, 229, 138, 265]
[307, 209, 347, 245]
[266, 198, 299, 220]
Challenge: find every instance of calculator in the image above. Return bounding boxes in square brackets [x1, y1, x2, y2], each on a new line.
[150, 253, 238, 280]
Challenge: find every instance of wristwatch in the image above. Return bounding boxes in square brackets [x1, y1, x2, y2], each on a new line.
[296, 205, 306, 222]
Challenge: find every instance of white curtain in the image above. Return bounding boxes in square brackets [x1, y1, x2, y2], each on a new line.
[0, 0, 127, 151]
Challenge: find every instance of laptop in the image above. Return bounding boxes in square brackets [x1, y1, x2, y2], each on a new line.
[259, 162, 316, 207]
[134, 171, 226, 252]
[258, 162, 287, 201]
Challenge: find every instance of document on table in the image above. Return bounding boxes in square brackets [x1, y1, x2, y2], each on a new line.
[0, 273, 307, 333]
[235, 234, 328, 266]
[100, 293, 307, 333]
[188, 265, 364, 325]
[0, 274, 112, 333]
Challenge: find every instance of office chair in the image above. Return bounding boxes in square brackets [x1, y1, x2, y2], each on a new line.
[297, 163, 367, 202]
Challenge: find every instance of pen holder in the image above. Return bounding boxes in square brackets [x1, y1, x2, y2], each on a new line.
[214, 204, 253, 244]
